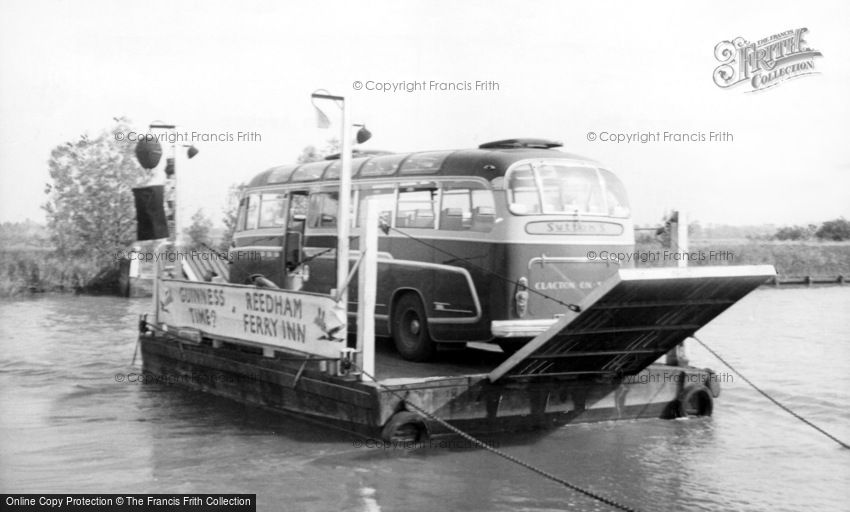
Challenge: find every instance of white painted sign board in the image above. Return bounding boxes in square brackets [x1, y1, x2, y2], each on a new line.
[157, 279, 346, 358]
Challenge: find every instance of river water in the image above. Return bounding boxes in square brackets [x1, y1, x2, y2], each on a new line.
[1, 288, 848, 511]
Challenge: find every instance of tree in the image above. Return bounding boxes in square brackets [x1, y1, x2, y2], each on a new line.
[815, 218, 850, 241]
[185, 209, 214, 250]
[296, 145, 323, 164]
[43, 117, 152, 282]
[220, 183, 245, 250]
[297, 138, 340, 163]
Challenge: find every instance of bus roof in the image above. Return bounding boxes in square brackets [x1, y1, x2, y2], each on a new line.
[245, 142, 599, 188]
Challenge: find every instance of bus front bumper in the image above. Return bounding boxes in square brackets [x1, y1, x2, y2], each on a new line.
[491, 319, 558, 338]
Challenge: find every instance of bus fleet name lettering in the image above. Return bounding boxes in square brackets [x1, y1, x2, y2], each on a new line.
[526, 221, 622, 235]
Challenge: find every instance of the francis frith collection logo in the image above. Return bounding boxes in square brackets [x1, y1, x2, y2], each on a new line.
[713, 28, 822, 92]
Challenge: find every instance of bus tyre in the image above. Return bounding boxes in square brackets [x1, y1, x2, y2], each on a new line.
[381, 411, 427, 443]
[392, 293, 436, 362]
[676, 384, 714, 417]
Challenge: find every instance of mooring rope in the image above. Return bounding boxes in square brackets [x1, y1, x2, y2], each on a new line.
[386, 226, 581, 312]
[693, 335, 849, 450]
[356, 364, 642, 512]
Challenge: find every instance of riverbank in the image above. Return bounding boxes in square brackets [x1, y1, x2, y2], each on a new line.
[634, 240, 850, 278]
[0, 249, 123, 297]
[3, 241, 849, 298]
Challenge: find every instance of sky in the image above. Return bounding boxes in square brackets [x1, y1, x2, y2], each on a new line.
[0, 0, 848, 228]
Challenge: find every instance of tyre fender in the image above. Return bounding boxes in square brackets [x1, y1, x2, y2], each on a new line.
[381, 411, 428, 443]
[676, 384, 714, 417]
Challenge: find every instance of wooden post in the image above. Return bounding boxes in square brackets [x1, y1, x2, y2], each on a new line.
[152, 241, 169, 325]
[667, 209, 689, 366]
[171, 131, 182, 248]
[356, 198, 378, 379]
[152, 253, 160, 325]
[675, 210, 688, 268]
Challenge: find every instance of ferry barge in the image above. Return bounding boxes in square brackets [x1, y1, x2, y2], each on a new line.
[136, 137, 774, 441]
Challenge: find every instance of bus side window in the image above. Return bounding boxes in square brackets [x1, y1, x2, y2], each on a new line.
[397, 184, 437, 229]
[258, 193, 286, 228]
[357, 185, 395, 228]
[439, 181, 495, 232]
[245, 193, 260, 230]
[439, 184, 470, 231]
[471, 188, 496, 232]
[307, 192, 339, 229]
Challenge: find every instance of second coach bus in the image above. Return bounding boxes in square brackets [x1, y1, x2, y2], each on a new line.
[229, 138, 634, 361]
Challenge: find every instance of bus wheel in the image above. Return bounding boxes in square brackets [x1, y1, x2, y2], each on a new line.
[392, 293, 436, 361]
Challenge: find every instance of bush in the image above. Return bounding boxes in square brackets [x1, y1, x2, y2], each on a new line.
[634, 240, 850, 276]
[773, 225, 816, 241]
[815, 218, 850, 241]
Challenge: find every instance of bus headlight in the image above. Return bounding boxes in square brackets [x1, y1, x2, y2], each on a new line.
[515, 277, 529, 317]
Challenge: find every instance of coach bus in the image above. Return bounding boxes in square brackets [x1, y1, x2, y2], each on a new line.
[229, 138, 634, 361]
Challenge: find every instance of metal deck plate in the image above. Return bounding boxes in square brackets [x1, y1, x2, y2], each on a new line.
[488, 265, 776, 382]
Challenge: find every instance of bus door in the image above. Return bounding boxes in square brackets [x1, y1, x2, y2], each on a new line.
[297, 190, 337, 295]
[282, 191, 308, 288]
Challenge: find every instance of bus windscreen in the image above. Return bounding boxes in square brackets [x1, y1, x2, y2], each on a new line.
[507, 163, 630, 218]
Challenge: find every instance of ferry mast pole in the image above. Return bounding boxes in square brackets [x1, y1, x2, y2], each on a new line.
[311, 92, 352, 323]
[338, 99, 353, 318]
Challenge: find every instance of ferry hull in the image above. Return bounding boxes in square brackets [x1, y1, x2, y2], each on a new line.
[140, 333, 717, 439]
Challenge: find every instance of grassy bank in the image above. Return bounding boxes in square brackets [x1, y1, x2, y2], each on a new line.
[0, 249, 122, 297]
[3, 240, 847, 298]
[634, 240, 850, 277]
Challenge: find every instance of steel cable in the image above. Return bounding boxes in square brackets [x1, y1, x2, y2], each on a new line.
[357, 364, 642, 512]
[693, 335, 849, 450]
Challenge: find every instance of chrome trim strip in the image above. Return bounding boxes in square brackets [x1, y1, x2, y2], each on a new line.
[491, 319, 558, 338]
[527, 255, 619, 269]
[231, 245, 282, 252]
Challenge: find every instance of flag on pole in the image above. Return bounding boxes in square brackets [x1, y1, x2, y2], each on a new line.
[132, 185, 169, 240]
[314, 105, 330, 129]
